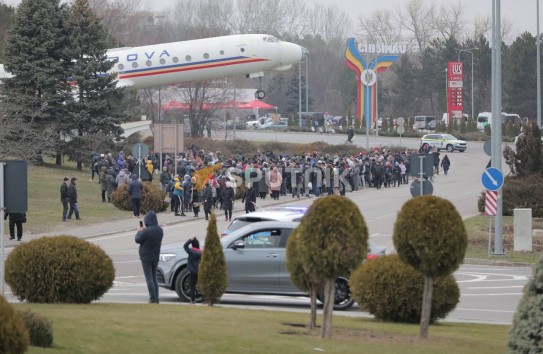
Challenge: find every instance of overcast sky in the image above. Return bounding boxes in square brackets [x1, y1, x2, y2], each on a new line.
[1, 0, 539, 36]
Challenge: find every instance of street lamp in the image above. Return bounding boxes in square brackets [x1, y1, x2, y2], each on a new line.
[456, 48, 478, 121]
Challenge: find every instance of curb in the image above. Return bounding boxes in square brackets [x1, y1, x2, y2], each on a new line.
[463, 257, 532, 268]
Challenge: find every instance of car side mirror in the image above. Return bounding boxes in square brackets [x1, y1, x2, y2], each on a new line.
[232, 240, 245, 250]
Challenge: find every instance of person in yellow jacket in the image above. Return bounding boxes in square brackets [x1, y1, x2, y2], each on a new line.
[145, 159, 154, 182]
[172, 176, 186, 216]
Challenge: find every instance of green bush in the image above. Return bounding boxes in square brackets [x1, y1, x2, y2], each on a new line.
[5, 236, 115, 303]
[0, 294, 29, 353]
[477, 175, 543, 217]
[111, 181, 167, 214]
[509, 256, 543, 352]
[349, 255, 459, 323]
[19, 309, 53, 348]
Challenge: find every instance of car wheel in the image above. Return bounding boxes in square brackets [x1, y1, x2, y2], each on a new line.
[459, 149, 465, 152]
[175, 268, 201, 303]
[317, 276, 355, 311]
[446, 144, 454, 152]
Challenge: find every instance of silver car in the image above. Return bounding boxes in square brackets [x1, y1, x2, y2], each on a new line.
[157, 221, 385, 310]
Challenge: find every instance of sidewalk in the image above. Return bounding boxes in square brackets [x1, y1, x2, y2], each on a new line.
[4, 193, 300, 245]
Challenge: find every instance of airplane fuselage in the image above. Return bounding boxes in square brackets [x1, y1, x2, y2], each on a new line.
[0, 34, 305, 90]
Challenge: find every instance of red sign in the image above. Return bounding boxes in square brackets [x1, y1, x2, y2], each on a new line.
[485, 190, 498, 216]
[447, 62, 463, 125]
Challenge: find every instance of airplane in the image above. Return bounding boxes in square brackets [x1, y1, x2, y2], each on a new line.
[0, 34, 307, 99]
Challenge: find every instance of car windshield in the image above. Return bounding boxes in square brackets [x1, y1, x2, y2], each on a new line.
[442, 134, 456, 140]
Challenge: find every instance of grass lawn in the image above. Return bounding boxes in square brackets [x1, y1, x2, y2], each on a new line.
[14, 303, 508, 354]
[3, 159, 162, 234]
[464, 215, 543, 264]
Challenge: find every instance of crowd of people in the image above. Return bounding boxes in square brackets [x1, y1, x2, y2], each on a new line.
[83, 142, 453, 224]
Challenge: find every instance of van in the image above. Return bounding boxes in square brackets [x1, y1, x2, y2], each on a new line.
[412, 116, 436, 130]
[476, 112, 520, 131]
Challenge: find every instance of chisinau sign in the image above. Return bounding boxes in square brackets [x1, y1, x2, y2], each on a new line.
[346, 38, 405, 128]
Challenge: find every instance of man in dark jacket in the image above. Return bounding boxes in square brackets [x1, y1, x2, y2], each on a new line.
[4, 211, 25, 241]
[67, 177, 81, 220]
[202, 182, 214, 220]
[60, 177, 69, 221]
[135, 211, 164, 304]
[183, 236, 202, 304]
[127, 174, 143, 218]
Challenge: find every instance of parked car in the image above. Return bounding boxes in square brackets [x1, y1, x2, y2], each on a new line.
[157, 220, 385, 310]
[413, 116, 436, 130]
[420, 133, 467, 152]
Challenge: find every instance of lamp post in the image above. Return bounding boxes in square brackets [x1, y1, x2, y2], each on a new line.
[456, 48, 478, 121]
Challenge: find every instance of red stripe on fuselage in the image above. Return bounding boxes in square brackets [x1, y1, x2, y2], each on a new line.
[119, 58, 269, 80]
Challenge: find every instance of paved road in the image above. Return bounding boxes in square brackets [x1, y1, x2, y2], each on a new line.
[2, 132, 526, 325]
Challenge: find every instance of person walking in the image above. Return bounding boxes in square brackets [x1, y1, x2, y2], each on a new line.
[432, 148, 441, 175]
[441, 155, 451, 176]
[221, 181, 235, 221]
[127, 174, 143, 218]
[60, 177, 69, 222]
[242, 182, 257, 214]
[135, 211, 164, 304]
[67, 177, 81, 220]
[159, 166, 171, 193]
[4, 211, 25, 241]
[172, 176, 186, 216]
[99, 166, 108, 202]
[202, 181, 214, 221]
[183, 236, 202, 304]
[347, 125, 354, 143]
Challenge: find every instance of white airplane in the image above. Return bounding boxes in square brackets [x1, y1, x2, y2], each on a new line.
[0, 34, 307, 98]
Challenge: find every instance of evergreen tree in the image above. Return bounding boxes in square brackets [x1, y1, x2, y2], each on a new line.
[285, 68, 311, 115]
[198, 212, 227, 306]
[389, 54, 421, 118]
[503, 32, 537, 118]
[508, 256, 543, 352]
[63, 0, 126, 170]
[0, 4, 15, 61]
[2, 0, 72, 164]
[513, 121, 543, 177]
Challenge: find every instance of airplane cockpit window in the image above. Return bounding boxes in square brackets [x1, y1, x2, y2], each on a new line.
[266, 36, 278, 43]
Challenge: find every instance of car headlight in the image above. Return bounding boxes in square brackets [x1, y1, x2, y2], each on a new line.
[159, 253, 176, 262]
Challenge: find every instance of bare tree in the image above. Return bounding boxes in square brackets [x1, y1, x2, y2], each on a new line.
[432, 2, 465, 41]
[357, 9, 403, 45]
[306, 3, 353, 46]
[396, 0, 437, 51]
[0, 109, 58, 161]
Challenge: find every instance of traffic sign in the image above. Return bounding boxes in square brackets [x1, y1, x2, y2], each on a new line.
[485, 190, 498, 216]
[410, 179, 433, 197]
[481, 167, 504, 191]
[397, 126, 405, 134]
[132, 143, 149, 161]
[396, 117, 405, 126]
[483, 140, 492, 156]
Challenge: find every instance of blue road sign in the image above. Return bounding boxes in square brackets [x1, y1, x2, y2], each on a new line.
[481, 167, 504, 191]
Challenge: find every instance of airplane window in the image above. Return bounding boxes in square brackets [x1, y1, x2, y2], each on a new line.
[220, 50, 224, 55]
[203, 53, 209, 59]
[186, 55, 192, 61]
[132, 62, 138, 68]
[172, 57, 179, 63]
[146, 60, 152, 67]
[240, 47, 245, 53]
[160, 58, 166, 65]
[118, 64, 124, 70]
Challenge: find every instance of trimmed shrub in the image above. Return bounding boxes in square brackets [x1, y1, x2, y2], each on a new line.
[349, 255, 459, 323]
[19, 309, 53, 348]
[509, 256, 543, 352]
[198, 213, 227, 306]
[111, 181, 167, 213]
[5, 236, 115, 303]
[477, 175, 543, 217]
[0, 294, 29, 353]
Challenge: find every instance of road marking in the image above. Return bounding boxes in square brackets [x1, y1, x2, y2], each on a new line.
[461, 293, 522, 296]
[375, 213, 395, 220]
[467, 286, 524, 290]
[370, 233, 380, 238]
[456, 308, 516, 313]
